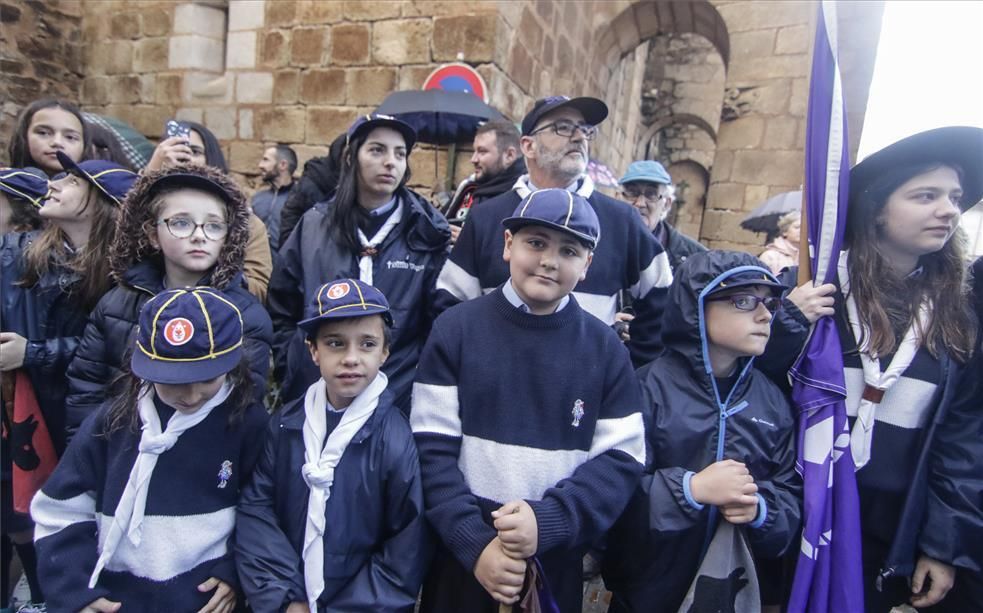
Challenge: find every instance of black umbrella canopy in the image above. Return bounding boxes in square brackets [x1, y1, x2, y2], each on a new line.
[375, 90, 505, 145]
[741, 190, 802, 234]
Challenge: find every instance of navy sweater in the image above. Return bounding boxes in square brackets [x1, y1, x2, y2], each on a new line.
[411, 288, 645, 609]
[31, 392, 268, 613]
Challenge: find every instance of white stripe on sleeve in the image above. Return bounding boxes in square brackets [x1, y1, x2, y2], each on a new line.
[630, 251, 673, 298]
[31, 491, 97, 541]
[589, 413, 646, 465]
[410, 383, 462, 437]
[435, 260, 483, 301]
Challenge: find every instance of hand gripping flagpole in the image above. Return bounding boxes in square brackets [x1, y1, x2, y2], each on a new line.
[787, 2, 865, 612]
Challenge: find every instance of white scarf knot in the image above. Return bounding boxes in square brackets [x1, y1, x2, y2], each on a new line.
[356, 201, 403, 286]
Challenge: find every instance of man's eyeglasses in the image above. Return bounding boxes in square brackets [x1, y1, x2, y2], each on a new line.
[157, 217, 229, 240]
[622, 187, 666, 203]
[529, 120, 598, 141]
[706, 293, 782, 314]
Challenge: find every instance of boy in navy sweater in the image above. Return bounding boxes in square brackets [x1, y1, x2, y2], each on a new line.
[412, 188, 646, 612]
[602, 250, 802, 612]
[236, 279, 429, 612]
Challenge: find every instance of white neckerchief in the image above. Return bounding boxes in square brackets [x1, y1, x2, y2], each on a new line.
[513, 174, 594, 199]
[356, 201, 403, 286]
[88, 382, 232, 588]
[301, 372, 388, 612]
[838, 255, 928, 469]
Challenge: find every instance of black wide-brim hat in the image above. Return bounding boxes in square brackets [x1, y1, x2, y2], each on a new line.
[850, 126, 983, 211]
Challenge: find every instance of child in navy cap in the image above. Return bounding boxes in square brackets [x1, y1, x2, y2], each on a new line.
[0, 166, 47, 234]
[30, 288, 269, 613]
[412, 188, 645, 612]
[237, 278, 430, 612]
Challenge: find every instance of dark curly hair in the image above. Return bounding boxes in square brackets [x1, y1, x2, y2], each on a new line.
[109, 165, 250, 289]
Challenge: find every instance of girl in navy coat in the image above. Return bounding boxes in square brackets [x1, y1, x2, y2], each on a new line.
[31, 288, 268, 613]
[268, 114, 450, 410]
[236, 279, 429, 612]
[64, 165, 272, 439]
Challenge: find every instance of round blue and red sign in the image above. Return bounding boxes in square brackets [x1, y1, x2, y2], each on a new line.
[422, 63, 488, 103]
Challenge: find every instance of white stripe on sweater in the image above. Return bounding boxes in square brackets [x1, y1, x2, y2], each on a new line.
[31, 491, 97, 540]
[630, 251, 674, 298]
[589, 413, 646, 465]
[94, 508, 234, 581]
[435, 260, 483, 302]
[571, 291, 618, 325]
[410, 383, 462, 437]
[458, 434, 587, 503]
[843, 367, 936, 430]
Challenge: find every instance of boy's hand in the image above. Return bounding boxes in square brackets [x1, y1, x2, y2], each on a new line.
[285, 603, 311, 613]
[691, 459, 758, 507]
[614, 312, 634, 342]
[474, 537, 527, 604]
[196, 577, 236, 613]
[720, 500, 759, 525]
[786, 282, 836, 323]
[910, 555, 955, 608]
[493, 500, 538, 559]
[80, 597, 122, 612]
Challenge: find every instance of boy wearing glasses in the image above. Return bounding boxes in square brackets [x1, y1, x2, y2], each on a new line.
[434, 95, 674, 367]
[602, 250, 802, 612]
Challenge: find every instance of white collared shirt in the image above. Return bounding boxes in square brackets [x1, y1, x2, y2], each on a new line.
[503, 277, 570, 313]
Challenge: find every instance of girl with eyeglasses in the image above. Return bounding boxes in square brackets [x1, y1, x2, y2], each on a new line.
[62, 165, 273, 442]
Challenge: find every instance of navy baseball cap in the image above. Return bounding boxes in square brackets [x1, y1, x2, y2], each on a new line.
[521, 96, 609, 136]
[620, 160, 672, 186]
[347, 113, 417, 152]
[0, 167, 49, 207]
[707, 268, 787, 297]
[298, 278, 394, 336]
[54, 151, 137, 206]
[503, 188, 600, 249]
[131, 287, 244, 384]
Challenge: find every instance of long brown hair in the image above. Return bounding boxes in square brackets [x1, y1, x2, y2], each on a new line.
[19, 178, 118, 311]
[7, 99, 89, 170]
[846, 161, 976, 362]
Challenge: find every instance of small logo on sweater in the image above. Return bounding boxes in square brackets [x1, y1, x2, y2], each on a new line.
[571, 399, 585, 427]
[327, 283, 351, 300]
[163, 318, 194, 346]
[217, 460, 233, 488]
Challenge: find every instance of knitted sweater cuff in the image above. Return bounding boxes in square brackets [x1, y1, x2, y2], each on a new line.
[447, 516, 498, 572]
[529, 498, 572, 553]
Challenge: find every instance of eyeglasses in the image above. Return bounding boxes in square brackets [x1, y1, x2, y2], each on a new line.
[157, 217, 229, 240]
[707, 293, 782, 314]
[622, 188, 666, 203]
[530, 120, 598, 141]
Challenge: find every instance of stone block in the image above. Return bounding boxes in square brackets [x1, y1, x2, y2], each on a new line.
[716, 1, 811, 33]
[273, 69, 300, 104]
[82, 76, 111, 105]
[727, 53, 809, 82]
[290, 27, 328, 65]
[345, 67, 396, 106]
[432, 14, 498, 63]
[747, 79, 792, 115]
[300, 68, 346, 104]
[134, 37, 170, 73]
[156, 73, 183, 105]
[298, 0, 345, 24]
[175, 107, 204, 124]
[121, 105, 173, 139]
[229, 0, 265, 31]
[744, 184, 770, 210]
[227, 31, 257, 69]
[172, 3, 226, 38]
[776, 24, 810, 55]
[555, 35, 573, 77]
[292, 144, 330, 170]
[142, 7, 171, 37]
[229, 140, 266, 174]
[343, 1, 401, 21]
[763, 117, 798, 150]
[239, 109, 254, 139]
[306, 106, 358, 143]
[788, 78, 808, 117]
[515, 7, 543, 63]
[255, 106, 306, 142]
[105, 40, 134, 75]
[184, 72, 235, 105]
[372, 18, 431, 65]
[729, 29, 775, 60]
[717, 115, 764, 149]
[108, 75, 142, 104]
[236, 72, 274, 104]
[266, 0, 296, 26]
[398, 65, 433, 90]
[110, 12, 141, 38]
[700, 208, 760, 244]
[260, 30, 289, 67]
[507, 41, 534, 93]
[706, 181, 745, 211]
[731, 150, 805, 186]
[205, 106, 237, 140]
[330, 23, 370, 65]
[402, 1, 498, 17]
[139, 74, 156, 103]
[169, 35, 225, 72]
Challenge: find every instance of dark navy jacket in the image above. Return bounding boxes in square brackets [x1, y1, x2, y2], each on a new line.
[0, 231, 89, 455]
[267, 188, 450, 409]
[603, 251, 801, 612]
[64, 260, 273, 439]
[235, 392, 431, 612]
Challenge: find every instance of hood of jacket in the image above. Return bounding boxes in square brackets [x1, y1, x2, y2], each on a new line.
[397, 188, 452, 253]
[662, 250, 782, 399]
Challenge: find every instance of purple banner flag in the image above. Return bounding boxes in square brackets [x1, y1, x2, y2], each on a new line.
[786, 2, 864, 612]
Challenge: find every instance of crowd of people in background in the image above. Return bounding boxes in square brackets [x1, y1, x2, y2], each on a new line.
[0, 90, 981, 613]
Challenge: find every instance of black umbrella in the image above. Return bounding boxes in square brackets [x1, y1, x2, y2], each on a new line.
[375, 89, 504, 145]
[741, 190, 802, 234]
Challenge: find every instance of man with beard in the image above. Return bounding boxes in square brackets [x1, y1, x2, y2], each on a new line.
[433, 95, 673, 366]
[251, 144, 297, 251]
[443, 120, 526, 244]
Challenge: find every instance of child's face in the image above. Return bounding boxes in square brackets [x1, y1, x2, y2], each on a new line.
[307, 316, 390, 409]
[42, 172, 92, 223]
[152, 189, 227, 280]
[502, 225, 592, 315]
[705, 285, 777, 361]
[153, 373, 227, 415]
[27, 107, 85, 176]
